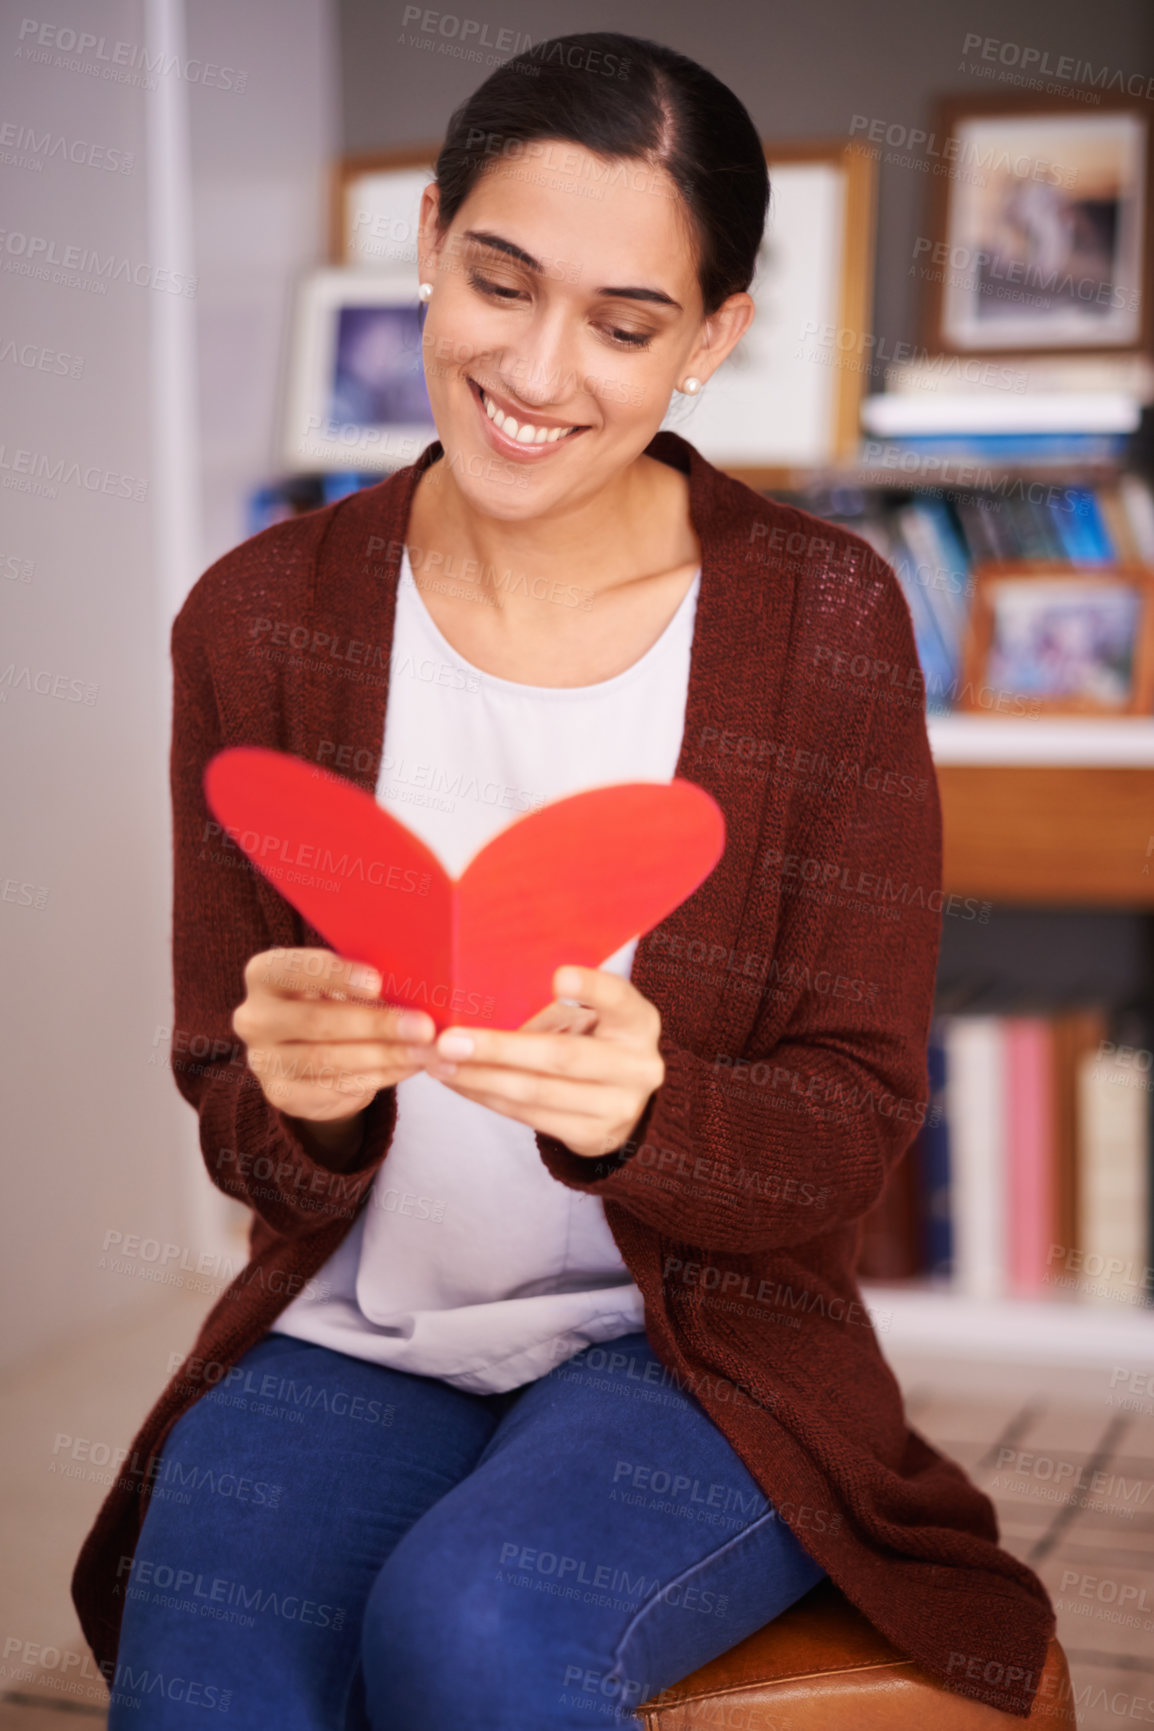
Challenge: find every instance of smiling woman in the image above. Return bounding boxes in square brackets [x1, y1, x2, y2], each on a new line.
[402, 155, 748, 681]
[407, 50, 759, 601]
[74, 28, 1058, 1731]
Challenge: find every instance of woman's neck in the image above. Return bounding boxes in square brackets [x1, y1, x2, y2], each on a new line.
[407, 450, 699, 610]
[401, 449, 702, 688]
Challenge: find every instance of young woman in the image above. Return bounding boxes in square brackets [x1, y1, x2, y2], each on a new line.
[74, 31, 1057, 1730]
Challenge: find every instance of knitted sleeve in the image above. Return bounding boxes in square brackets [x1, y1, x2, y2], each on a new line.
[533, 566, 942, 1254]
[168, 594, 397, 1240]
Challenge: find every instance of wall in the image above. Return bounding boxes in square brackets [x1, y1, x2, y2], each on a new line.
[337, 0, 1154, 361]
[0, 0, 337, 1370]
[189, 0, 340, 564]
[1, 0, 183, 1371]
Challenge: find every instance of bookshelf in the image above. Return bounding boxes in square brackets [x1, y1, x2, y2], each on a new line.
[767, 450, 1154, 1365]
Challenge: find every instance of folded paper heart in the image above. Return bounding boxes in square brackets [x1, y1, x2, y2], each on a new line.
[203, 746, 727, 1031]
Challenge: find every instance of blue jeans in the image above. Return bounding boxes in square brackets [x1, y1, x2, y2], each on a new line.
[108, 1331, 826, 1729]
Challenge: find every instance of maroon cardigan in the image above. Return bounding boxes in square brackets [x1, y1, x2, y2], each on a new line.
[72, 431, 1055, 1715]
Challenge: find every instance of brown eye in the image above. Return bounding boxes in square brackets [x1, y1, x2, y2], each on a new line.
[604, 326, 653, 350]
[467, 269, 524, 301]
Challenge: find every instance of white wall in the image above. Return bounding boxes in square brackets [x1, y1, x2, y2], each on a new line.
[0, 0, 338, 1369]
[188, 0, 340, 563]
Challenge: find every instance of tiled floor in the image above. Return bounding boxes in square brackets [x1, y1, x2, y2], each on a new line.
[0, 1287, 212, 1726]
[897, 1355, 1154, 1731]
[3, 1297, 1151, 1728]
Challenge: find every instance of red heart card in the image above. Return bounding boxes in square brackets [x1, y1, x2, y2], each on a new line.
[203, 746, 726, 1030]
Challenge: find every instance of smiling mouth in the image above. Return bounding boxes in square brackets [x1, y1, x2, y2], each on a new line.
[469, 378, 589, 446]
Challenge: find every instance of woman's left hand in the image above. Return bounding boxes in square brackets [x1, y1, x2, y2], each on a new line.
[423, 966, 665, 1158]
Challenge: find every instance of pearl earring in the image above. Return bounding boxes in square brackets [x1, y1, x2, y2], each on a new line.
[680, 376, 701, 395]
[418, 282, 433, 302]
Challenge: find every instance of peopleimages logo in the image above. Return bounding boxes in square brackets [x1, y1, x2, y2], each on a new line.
[15, 19, 247, 91]
[0, 229, 195, 295]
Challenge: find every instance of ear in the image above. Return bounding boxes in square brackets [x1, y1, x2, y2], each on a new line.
[683, 292, 757, 388]
[416, 182, 447, 283]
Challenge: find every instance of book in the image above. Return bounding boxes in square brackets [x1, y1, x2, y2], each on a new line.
[1051, 1006, 1110, 1272]
[943, 1015, 1007, 1299]
[1119, 474, 1154, 563]
[1005, 494, 1060, 559]
[954, 493, 1008, 564]
[1076, 1046, 1149, 1307]
[1004, 1017, 1055, 1296]
[876, 520, 956, 711]
[1102, 1003, 1154, 1308]
[920, 1020, 953, 1278]
[1096, 482, 1141, 563]
[245, 475, 326, 535]
[1053, 488, 1116, 563]
[892, 504, 965, 693]
[895, 500, 972, 641]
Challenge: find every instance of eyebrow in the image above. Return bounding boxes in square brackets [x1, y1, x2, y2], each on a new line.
[462, 230, 682, 309]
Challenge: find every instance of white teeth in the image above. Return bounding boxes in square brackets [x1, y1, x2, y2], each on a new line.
[479, 387, 576, 446]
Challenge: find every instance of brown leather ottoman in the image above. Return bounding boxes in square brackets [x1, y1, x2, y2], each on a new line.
[636, 1581, 1077, 1728]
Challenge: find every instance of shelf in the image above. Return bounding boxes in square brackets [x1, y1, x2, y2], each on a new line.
[755, 455, 1127, 493]
[929, 716, 1154, 767]
[861, 1284, 1154, 1367]
[929, 723, 1154, 902]
[861, 392, 1142, 439]
[936, 761, 1154, 903]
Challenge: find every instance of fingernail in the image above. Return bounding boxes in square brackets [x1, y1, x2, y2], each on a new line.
[438, 1031, 474, 1059]
[397, 1011, 432, 1040]
[350, 967, 380, 993]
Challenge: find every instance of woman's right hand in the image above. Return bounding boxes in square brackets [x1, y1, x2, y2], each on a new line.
[231, 948, 436, 1136]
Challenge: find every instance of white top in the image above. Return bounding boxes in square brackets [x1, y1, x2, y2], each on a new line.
[269, 547, 701, 1392]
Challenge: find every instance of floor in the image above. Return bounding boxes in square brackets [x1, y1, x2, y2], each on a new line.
[2, 1293, 1150, 1729]
[898, 1355, 1154, 1731]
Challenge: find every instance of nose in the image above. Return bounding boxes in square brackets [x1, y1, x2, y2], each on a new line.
[496, 308, 584, 412]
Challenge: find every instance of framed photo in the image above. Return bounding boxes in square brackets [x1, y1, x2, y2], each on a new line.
[961, 562, 1154, 715]
[666, 140, 877, 482]
[922, 94, 1153, 356]
[280, 267, 436, 473]
[332, 145, 439, 268]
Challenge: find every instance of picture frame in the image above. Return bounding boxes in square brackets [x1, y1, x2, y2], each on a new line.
[331, 144, 440, 269]
[280, 265, 436, 473]
[921, 94, 1154, 357]
[328, 139, 877, 486]
[666, 140, 877, 484]
[960, 561, 1154, 715]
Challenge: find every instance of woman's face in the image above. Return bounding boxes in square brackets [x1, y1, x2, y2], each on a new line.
[416, 143, 753, 521]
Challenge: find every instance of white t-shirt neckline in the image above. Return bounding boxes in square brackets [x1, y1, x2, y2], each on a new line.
[399, 547, 702, 701]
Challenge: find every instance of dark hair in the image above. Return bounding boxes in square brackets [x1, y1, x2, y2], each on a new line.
[432, 33, 769, 317]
